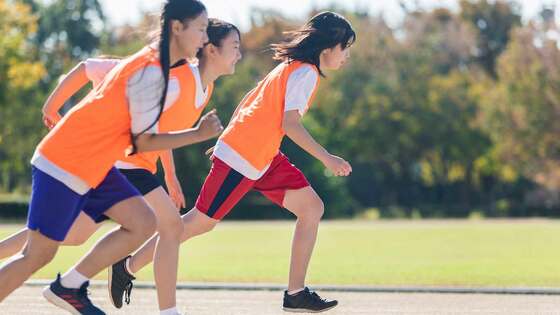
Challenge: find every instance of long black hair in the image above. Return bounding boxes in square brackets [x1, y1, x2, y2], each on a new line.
[130, 0, 206, 155]
[271, 11, 356, 77]
[196, 18, 241, 59]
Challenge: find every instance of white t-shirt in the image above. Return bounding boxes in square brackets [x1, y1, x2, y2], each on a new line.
[284, 64, 319, 116]
[84, 58, 120, 87]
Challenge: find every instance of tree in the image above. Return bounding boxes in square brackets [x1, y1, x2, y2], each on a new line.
[460, 0, 521, 78]
[480, 24, 560, 193]
[0, 0, 46, 192]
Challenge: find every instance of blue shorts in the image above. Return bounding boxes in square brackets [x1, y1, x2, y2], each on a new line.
[27, 167, 141, 241]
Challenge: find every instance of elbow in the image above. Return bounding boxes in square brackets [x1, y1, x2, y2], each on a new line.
[133, 134, 154, 153]
[282, 118, 296, 135]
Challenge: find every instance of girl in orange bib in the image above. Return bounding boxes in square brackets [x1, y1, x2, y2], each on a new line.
[0, 18, 241, 314]
[113, 11, 356, 314]
[0, 17, 243, 315]
[0, 1, 224, 315]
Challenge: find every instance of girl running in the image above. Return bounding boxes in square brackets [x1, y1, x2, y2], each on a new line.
[0, 18, 241, 315]
[0, 1, 222, 315]
[109, 11, 355, 314]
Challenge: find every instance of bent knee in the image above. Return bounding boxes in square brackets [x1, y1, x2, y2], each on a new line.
[298, 198, 325, 221]
[158, 216, 184, 240]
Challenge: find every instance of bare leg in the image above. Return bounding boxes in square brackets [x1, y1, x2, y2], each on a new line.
[0, 213, 101, 260]
[282, 186, 324, 291]
[0, 230, 59, 301]
[71, 196, 156, 278]
[128, 207, 217, 273]
[142, 187, 184, 310]
[60, 212, 101, 246]
[0, 229, 27, 260]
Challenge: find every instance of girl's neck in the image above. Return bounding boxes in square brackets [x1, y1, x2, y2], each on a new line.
[169, 41, 183, 68]
[198, 57, 220, 88]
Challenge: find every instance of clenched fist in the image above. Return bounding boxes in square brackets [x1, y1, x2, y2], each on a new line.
[196, 109, 224, 140]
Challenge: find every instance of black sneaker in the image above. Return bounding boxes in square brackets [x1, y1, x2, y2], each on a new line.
[283, 287, 338, 313]
[42, 273, 105, 314]
[108, 255, 136, 309]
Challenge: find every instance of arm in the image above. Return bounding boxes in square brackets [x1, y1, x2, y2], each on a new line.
[42, 62, 89, 127]
[160, 150, 186, 209]
[134, 109, 223, 153]
[282, 110, 352, 176]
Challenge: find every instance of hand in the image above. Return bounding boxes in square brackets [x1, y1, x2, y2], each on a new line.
[196, 109, 223, 141]
[321, 154, 352, 177]
[165, 175, 186, 209]
[42, 112, 61, 130]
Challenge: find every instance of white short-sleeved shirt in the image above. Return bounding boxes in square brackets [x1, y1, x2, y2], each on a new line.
[284, 65, 319, 116]
[84, 58, 174, 135]
[84, 58, 120, 87]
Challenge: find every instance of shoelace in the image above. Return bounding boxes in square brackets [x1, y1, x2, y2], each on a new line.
[124, 281, 134, 305]
[309, 291, 328, 306]
[77, 286, 92, 304]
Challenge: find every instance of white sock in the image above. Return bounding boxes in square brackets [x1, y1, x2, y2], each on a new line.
[160, 307, 179, 315]
[60, 269, 89, 289]
[288, 288, 305, 295]
[125, 256, 135, 275]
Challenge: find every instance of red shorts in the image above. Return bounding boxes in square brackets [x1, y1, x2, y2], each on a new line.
[195, 152, 310, 220]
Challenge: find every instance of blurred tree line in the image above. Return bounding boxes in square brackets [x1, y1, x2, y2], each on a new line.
[1, 0, 560, 219]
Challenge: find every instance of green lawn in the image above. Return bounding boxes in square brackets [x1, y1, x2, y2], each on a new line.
[1, 219, 560, 287]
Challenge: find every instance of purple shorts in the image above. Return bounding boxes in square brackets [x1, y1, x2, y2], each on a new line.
[27, 166, 140, 241]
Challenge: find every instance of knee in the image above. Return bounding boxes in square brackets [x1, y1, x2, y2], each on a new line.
[158, 216, 184, 241]
[180, 211, 217, 240]
[189, 219, 216, 236]
[298, 198, 324, 222]
[134, 211, 157, 238]
[22, 246, 57, 270]
[63, 234, 89, 246]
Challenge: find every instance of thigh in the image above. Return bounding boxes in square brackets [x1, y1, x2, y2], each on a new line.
[143, 186, 181, 229]
[180, 208, 219, 239]
[23, 229, 60, 258]
[282, 186, 323, 218]
[102, 195, 154, 228]
[61, 212, 101, 245]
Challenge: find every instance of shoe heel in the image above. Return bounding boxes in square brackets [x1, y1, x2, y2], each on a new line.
[42, 286, 81, 315]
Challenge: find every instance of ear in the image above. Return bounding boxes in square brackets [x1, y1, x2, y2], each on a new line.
[171, 20, 185, 36]
[206, 43, 219, 56]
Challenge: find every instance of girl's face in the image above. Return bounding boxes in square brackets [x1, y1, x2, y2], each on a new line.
[172, 11, 209, 59]
[320, 44, 351, 70]
[203, 31, 242, 75]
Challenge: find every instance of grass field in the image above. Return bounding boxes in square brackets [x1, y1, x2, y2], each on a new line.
[1, 219, 560, 287]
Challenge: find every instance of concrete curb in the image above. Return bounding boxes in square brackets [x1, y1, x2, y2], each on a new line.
[24, 280, 560, 295]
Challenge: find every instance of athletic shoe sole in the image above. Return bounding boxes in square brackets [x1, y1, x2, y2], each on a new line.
[42, 286, 81, 315]
[283, 305, 338, 313]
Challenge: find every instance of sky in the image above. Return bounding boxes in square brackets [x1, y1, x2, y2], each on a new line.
[98, 0, 559, 30]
